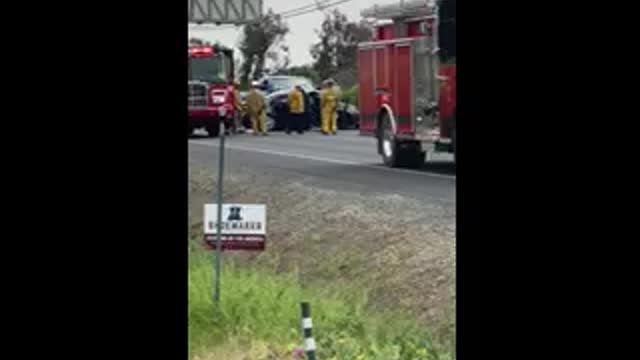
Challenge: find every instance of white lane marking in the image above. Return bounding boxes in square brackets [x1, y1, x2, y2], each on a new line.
[189, 141, 456, 180]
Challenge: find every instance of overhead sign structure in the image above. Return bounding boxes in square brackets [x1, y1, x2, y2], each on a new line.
[204, 204, 266, 250]
[189, 0, 263, 24]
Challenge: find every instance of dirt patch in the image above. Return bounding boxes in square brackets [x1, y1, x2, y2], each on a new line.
[189, 164, 455, 340]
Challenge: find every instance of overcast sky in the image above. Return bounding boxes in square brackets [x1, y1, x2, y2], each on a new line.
[188, 0, 400, 66]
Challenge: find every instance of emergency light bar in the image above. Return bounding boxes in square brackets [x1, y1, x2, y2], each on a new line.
[189, 46, 214, 56]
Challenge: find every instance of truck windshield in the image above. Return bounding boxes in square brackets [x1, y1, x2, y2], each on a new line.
[189, 54, 228, 83]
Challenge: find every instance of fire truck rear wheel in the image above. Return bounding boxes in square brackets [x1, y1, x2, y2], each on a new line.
[379, 113, 397, 167]
[379, 113, 424, 169]
[450, 113, 456, 166]
[452, 127, 456, 165]
[400, 143, 425, 169]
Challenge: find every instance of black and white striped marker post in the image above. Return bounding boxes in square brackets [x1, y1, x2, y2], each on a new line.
[301, 302, 317, 360]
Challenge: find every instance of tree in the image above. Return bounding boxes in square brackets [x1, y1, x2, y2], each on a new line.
[238, 9, 289, 87]
[189, 37, 210, 46]
[310, 9, 373, 83]
[265, 43, 291, 75]
[284, 65, 320, 85]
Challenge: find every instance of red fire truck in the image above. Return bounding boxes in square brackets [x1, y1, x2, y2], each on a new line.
[358, 0, 456, 167]
[188, 45, 236, 137]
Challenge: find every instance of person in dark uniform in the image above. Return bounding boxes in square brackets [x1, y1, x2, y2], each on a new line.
[298, 86, 311, 131]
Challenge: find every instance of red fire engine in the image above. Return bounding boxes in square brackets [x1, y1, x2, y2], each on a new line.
[188, 45, 236, 137]
[358, 0, 456, 167]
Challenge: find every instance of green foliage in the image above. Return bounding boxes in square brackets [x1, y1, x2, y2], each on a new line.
[189, 37, 210, 46]
[189, 249, 452, 360]
[341, 85, 359, 107]
[285, 65, 321, 85]
[238, 9, 290, 87]
[310, 9, 373, 82]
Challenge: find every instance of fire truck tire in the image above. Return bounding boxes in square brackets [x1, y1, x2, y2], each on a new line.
[452, 127, 456, 165]
[379, 113, 424, 169]
[451, 114, 456, 165]
[400, 144, 425, 169]
[379, 113, 398, 167]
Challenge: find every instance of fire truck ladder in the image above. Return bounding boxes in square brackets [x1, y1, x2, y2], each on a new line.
[360, 0, 440, 55]
[360, 0, 437, 19]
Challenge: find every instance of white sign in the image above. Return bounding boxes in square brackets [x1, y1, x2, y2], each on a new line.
[189, 0, 263, 24]
[204, 204, 266, 235]
[204, 204, 266, 251]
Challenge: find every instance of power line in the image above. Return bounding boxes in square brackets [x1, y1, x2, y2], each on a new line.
[279, 1, 327, 16]
[282, 0, 352, 18]
[189, 0, 354, 31]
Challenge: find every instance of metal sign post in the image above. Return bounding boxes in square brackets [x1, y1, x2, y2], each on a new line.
[188, 0, 264, 307]
[214, 122, 225, 303]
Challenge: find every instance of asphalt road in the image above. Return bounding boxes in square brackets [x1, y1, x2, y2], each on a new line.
[188, 130, 455, 204]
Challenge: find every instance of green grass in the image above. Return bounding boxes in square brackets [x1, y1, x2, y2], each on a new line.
[189, 249, 453, 360]
[341, 85, 359, 107]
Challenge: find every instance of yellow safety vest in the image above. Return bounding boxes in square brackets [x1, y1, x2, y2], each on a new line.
[288, 88, 305, 114]
[245, 89, 265, 117]
[321, 88, 337, 110]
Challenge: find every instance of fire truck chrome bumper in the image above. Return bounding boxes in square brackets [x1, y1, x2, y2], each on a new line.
[397, 133, 437, 142]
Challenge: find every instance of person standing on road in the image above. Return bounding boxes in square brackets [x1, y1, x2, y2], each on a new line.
[231, 80, 244, 134]
[287, 85, 305, 134]
[298, 85, 311, 131]
[246, 81, 268, 136]
[320, 79, 338, 135]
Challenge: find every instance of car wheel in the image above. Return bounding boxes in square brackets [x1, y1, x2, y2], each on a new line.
[265, 114, 276, 132]
[337, 111, 347, 130]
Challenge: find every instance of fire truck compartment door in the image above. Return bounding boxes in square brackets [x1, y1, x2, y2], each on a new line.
[412, 37, 439, 136]
[394, 44, 412, 133]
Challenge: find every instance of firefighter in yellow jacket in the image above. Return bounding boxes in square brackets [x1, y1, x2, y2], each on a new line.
[231, 81, 244, 134]
[320, 79, 338, 135]
[287, 85, 305, 134]
[245, 81, 268, 136]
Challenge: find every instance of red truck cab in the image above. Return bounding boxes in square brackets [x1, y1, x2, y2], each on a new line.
[188, 45, 236, 137]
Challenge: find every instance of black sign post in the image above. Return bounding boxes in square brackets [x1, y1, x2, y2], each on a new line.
[214, 122, 225, 304]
